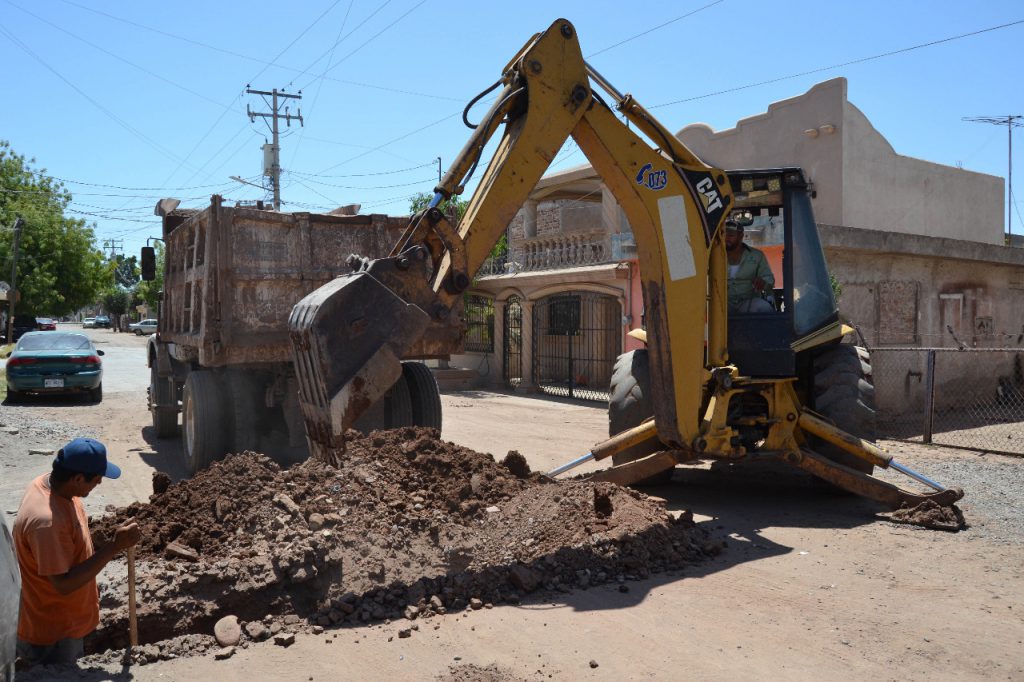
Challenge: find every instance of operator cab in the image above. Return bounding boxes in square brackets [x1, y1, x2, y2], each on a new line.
[725, 168, 839, 377]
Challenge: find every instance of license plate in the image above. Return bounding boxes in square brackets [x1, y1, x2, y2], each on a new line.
[44, 378, 65, 388]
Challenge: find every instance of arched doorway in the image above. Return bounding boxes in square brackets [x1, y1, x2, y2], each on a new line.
[532, 292, 620, 401]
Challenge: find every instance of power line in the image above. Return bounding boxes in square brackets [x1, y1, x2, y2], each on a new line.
[651, 18, 1024, 108]
[586, 0, 726, 59]
[0, 22, 197, 171]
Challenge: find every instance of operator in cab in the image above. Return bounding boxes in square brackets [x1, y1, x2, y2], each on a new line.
[725, 218, 775, 313]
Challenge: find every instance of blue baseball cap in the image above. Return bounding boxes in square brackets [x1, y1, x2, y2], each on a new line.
[54, 438, 121, 479]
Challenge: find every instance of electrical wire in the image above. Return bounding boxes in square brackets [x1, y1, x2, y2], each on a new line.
[651, 18, 1024, 109]
[0, 22, 196, 171]
[586, 0, 726, 59]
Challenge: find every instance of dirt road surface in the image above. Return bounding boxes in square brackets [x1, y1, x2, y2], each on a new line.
[2, 326, 1022, 681]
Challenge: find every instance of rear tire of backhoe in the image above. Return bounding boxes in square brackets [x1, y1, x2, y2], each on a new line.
[181, 370, 228, 476]
[150, 363, 178, 438]
[810, 344, 877, 475]
[403, 361, 442, 431]
[608, 349, 673, 486]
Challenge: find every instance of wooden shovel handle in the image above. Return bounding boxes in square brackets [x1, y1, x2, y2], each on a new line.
[127, 547, 138, 647]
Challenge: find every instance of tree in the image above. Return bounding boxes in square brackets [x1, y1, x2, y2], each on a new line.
[408, 192, 507, 259]
[0, 141, 107, 317]
[100, 288, 131, 332]
[112, 254, 140, 289]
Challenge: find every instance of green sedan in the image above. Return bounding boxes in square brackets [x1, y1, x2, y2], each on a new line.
[4, 331, 104, 402]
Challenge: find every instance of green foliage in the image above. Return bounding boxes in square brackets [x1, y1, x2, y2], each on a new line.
[830, 273, 843, 302]
[112, 254, 140, 289]
[135, 241, 165, 308]
[0, 141, 107, 316]
[100, 288, 132, 317]
[409, 191, 471, 222]
[408, 192, 508, 260]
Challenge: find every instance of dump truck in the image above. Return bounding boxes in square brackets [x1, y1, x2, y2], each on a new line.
[141, 196, 450, 474]
[286, 18, 962, 513]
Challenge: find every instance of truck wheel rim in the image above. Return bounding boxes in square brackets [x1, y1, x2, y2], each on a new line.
[185, 394, 196, 462]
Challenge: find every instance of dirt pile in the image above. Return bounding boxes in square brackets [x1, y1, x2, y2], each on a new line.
[88, 427, 712, 659]
[883, 499, 967, 531]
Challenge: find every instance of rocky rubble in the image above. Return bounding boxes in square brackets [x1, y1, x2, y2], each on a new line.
[85, 427, 712, 660]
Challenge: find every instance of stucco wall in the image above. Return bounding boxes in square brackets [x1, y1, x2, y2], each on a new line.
[678, 79, 847, 225]
[841, 102, 1004, 244]
[678, 77, 1004, 245]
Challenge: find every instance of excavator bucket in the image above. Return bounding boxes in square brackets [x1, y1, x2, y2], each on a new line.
[289, 257, 433, 464]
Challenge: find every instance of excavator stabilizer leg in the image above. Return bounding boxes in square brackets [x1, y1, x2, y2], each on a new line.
[791, 448, 964, 509]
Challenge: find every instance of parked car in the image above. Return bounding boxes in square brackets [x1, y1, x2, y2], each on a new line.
[4, 314, 38, 343]
[35, 317, 57, 331]
[93, 315, 112, 329]
[129, 318, 158, 336]
[82, 317, 97, 329]
[4, 331, 104, 402]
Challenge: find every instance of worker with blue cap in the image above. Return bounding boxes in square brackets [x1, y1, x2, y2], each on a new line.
[12, 438, 141, 668]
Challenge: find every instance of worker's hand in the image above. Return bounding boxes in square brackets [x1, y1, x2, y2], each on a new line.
[753, 277, 766, 292]
[113, 521, 142, 552]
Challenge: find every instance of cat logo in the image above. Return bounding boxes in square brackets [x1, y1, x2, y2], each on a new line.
[635, 163, 668, 191]
[695, 176, 723, 214]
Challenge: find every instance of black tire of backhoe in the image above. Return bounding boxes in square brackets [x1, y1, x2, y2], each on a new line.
[402, 361, 442, 431]
[608, 349, 673, 485]
[810, 344, 877, 475]
[150, 363, 178, 438]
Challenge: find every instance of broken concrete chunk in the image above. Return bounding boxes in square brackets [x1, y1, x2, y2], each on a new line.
[244, 621, 270, 641]
[272, 493, 302, 516]
[308, 512, 325, 531]
[273, 633, 296, 647]
[165, 541, 199, 562]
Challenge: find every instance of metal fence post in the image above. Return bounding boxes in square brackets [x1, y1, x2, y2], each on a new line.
[923, 349, 936, 443]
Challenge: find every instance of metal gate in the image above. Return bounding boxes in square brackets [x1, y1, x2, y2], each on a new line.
[533, 291, 620, 402]
[503, 296, 522, 388]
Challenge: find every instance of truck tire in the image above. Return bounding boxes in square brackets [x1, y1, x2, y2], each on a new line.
[388, 373, 414, 427]
[402, 361, 442, 430]
[181, 371, 228, 476]
[608, 349, 672, 485]
[810, 344, 877, 475]
[150, 363, 178, 438]
[227, 371, 265, 453]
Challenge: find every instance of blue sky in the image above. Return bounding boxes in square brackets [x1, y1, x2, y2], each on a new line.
[2, 0, 1021, 256]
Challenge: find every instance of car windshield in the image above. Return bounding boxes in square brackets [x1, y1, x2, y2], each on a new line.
[17, 333, 92, 351]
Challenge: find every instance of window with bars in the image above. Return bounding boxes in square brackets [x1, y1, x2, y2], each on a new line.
[547, 295, 581, 336]
[464, 294, 495, 352]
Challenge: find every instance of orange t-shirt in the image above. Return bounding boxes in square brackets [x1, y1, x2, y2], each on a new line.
[12, 474, 99, 644]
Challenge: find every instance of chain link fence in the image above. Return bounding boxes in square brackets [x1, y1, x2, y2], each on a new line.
[869, 347, 1024, 456]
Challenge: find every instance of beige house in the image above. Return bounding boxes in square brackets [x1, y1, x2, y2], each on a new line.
[452, 77, 1022, 405]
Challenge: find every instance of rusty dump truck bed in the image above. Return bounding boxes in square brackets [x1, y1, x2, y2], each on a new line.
[160, 196, 411, 367]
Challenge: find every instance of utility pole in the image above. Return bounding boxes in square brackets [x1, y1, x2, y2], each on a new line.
[102, 238, 124, 259]
[246, 87, 303, 211]
[964, 115, 1023, 244]
[5, 216, 24, 344]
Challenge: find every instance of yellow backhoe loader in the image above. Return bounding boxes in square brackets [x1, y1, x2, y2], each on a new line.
[288, 19, 962, 513]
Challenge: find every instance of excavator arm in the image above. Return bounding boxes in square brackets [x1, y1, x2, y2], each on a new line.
[289, 18, 732, 462]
